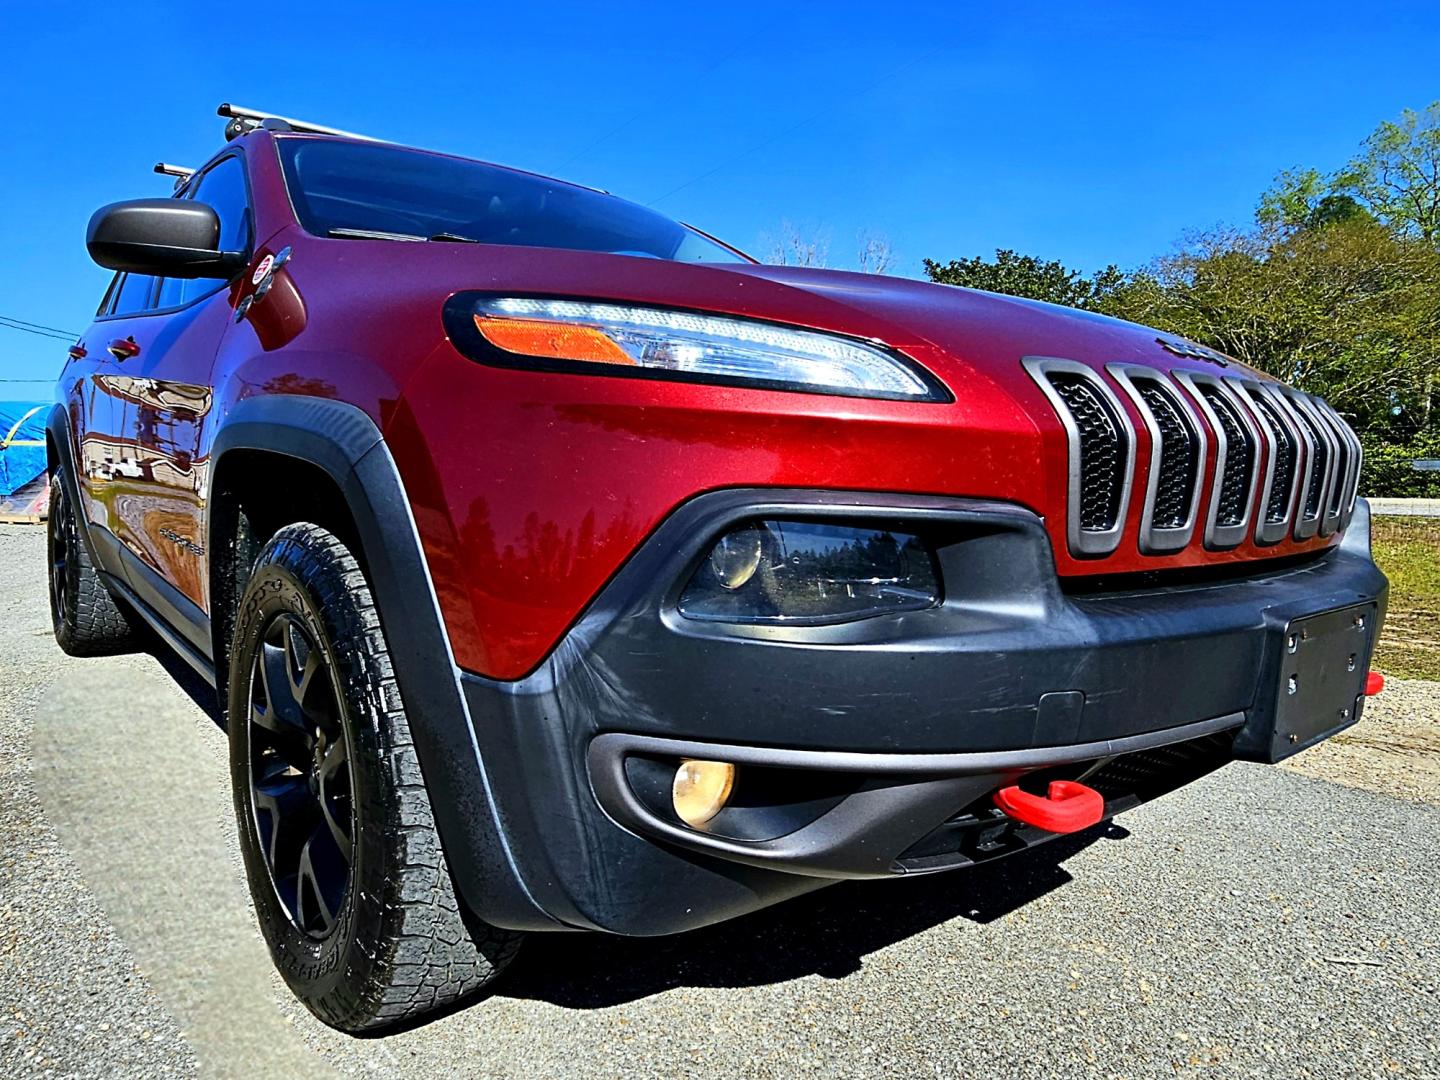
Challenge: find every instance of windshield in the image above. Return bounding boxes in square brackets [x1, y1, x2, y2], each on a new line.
[276, 138, 745, 263]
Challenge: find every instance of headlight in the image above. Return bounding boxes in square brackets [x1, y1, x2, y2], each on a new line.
[443, 295, 946, 401]
[679, 520, 941, 624]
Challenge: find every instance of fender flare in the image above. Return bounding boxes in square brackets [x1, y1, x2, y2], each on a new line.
[205, 395, 557, 929]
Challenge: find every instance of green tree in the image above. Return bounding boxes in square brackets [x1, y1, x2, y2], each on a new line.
[1336, 101, 1440, 244]
[923, 249, 1124, 311]
[1106, 216, 1440, 437]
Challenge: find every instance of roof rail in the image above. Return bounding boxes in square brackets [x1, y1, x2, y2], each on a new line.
[154, 161, 195, 192]
[217, 103, 382, 143]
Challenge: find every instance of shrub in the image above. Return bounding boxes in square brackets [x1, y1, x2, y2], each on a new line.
[1359, 433, 1440, 498]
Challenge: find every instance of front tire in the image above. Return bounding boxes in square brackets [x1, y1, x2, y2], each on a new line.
[47, 474, 140, 656]
[228, 522, 520, 1032]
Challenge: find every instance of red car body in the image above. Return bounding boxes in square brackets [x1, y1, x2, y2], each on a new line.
[55, 125, 1385, 945]
[76, 131, 1344, 680]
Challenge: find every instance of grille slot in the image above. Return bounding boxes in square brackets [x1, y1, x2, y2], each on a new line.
[1047, 373, 1128, 533]
[1134, 379, 1199, 529]
[1310, 398, 1362, 530]
[1288, 402, 1329, 522]
[1197, 385, 1255, 527]
[1252, 394, 1297, 525]
[1023, 358, 1136, 557]
[1317, 405, 1352, 517]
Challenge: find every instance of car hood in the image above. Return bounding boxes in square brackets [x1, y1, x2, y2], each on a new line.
[715, 262, 1256, 385]
[294, 236, 1258, 396]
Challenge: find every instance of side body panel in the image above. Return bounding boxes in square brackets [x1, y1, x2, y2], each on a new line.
[110, 296, 231, 606]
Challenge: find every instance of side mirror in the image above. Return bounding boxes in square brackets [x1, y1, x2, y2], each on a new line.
[86, 199, 247, 280]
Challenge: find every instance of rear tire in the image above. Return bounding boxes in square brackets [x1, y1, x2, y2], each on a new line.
[47, 474, 140, 656]
[228, 522, 521, 1032]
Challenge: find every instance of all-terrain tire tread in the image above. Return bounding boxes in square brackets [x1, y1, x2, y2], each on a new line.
[50, 478, 139, 657]
[241, 523, 519, 1032]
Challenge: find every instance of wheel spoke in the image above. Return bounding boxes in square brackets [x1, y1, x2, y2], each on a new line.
[247, 610, 352, 940]
[252, 773, 312, 870]
[260, 638, 303, 722]
[285, 622, 322, 707]
[317, 740, 352, 861]
[296, 831, 343, 936]
[250, 700, 312, 770]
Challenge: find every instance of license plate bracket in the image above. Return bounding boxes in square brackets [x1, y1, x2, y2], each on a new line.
[1268, 602, 1377, 761]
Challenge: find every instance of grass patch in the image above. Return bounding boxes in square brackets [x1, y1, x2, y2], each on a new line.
[1370, 516, 1440, 681]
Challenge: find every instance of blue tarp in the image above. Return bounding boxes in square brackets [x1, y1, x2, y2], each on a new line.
[0, 401, 48, 497]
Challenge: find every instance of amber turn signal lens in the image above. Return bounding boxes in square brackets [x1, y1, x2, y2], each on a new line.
[671, 759, 735, 827]
[473, 314, 635, 366]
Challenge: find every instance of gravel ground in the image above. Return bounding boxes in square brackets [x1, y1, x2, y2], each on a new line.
[1, 523, 1437, 1079]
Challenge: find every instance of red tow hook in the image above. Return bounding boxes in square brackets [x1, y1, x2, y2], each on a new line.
[994, 780, 1105, 834]
[1365, 671, 1385, 696]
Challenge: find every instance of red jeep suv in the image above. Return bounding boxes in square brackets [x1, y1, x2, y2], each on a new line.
[50, 104, 1387, 1032]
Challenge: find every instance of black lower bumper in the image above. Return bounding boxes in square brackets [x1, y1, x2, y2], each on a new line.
[459, 490, 1387, 935]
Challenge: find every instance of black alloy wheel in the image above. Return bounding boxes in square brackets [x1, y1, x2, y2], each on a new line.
[229, 521, 520, 1031]
[246, 612, 354, 938]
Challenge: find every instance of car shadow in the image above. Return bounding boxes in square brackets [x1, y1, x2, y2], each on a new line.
[499, 821, 1130, 1011]
[144, 634, 224, 725]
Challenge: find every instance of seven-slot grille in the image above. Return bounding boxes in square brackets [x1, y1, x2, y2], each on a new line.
[1025, 357, 1362, 558]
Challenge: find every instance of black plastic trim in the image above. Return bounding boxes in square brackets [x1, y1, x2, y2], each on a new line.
[461, 486, 1386, 933]
[593, 710, 1246, 778]
[587, 712, 1243, 879]
[203, 396, 559, 931]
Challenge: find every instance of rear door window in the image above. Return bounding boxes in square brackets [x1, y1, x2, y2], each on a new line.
[110, 273, 157, 317]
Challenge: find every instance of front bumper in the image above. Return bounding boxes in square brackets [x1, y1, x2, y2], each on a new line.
[460, 490, 1387, 935]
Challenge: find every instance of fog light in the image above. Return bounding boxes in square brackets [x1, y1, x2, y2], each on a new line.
[671, 759, 735, 827]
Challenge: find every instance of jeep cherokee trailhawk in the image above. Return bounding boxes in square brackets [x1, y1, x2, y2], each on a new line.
[49, 104, 1388, 1031]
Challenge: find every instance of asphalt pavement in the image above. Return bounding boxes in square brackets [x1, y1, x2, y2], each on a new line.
[0, 524, 1436, 1079]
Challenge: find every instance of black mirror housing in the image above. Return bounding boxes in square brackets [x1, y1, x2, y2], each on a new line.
[86, 199, 246, 280]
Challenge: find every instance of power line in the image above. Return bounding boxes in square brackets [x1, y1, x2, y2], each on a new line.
[0, 318, 77, 343]
[645, 43, 946, 208]
[0, 314, 79, 337]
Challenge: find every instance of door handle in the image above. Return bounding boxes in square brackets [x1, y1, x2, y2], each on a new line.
[107, 337, 141, 361]
[67, 343, 87, 360]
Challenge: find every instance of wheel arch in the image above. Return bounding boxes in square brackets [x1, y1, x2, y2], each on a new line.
[205, 395, 556, 930]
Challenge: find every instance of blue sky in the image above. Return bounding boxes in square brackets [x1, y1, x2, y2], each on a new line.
[2, 0, 1437, 388]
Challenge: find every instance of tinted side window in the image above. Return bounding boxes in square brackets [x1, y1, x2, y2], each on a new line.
[96, 273, 121, 316]
[156, 156, 251, 309]
[111, 273, 157, 317]
[193, 156, 251, 253]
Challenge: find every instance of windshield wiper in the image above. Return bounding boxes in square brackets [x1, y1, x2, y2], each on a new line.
[326, 227, 481, 244]
[327, 227, 427, 242]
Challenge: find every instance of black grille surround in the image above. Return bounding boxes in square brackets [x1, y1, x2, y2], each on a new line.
[1024, 357, 1362, 558]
